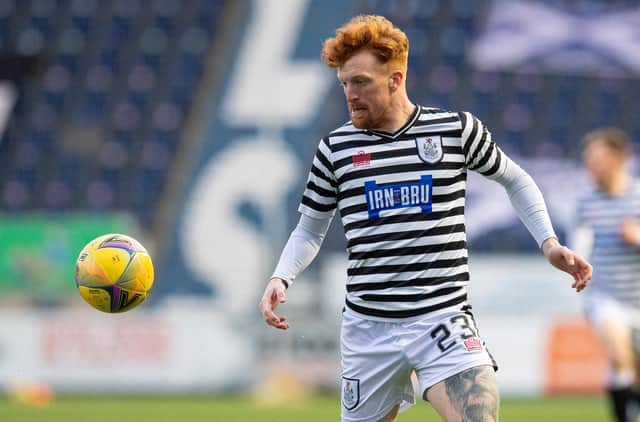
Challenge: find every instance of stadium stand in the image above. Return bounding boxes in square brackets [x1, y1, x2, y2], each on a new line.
[0, 0, 224, 227]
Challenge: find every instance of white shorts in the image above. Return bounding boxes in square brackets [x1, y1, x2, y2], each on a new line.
[340, 307, 497, 422]
[584, 291, 640, 331]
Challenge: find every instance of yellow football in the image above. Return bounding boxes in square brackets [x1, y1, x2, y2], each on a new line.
[75, 233, 154, 313]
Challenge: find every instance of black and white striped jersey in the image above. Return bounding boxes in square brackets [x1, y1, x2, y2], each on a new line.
[575, 182, 640, 308]
[299, 106, 507, 320]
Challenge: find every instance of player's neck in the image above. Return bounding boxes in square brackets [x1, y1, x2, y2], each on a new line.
[375, 97, 415, 133]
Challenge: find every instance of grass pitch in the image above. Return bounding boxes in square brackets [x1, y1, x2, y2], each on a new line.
[0, 394, 608, 421]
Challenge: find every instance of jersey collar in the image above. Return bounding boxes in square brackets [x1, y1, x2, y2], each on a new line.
[365, 105, 420, 140]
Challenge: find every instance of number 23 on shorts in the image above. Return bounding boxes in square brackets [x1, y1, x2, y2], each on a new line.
[430, 313, 483, 353]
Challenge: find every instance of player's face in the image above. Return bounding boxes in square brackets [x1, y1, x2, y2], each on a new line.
[583, 139, 625, 191]
[337, 50, 394, 130]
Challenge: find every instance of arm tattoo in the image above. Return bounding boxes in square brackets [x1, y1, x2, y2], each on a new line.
[444, 365, 499, 422]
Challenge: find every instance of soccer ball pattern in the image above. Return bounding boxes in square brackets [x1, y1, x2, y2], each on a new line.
[75, 234, 154, 313]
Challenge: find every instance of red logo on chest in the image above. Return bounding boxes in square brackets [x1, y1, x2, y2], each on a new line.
[352, 151, 371, 167]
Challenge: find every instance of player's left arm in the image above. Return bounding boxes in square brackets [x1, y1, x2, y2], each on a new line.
[493, 159, 592, 291]
[541, 237, 592, 292]
[459, 112, 592, 291]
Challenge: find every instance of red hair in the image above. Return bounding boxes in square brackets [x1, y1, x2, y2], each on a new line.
[321, 15, 409, 72]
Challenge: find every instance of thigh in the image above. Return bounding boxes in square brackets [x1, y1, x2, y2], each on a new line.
[425, 365, 499, 422]
[597, 319, 634, 367]
[378, 404, 400, 422]
[340, 313, 415, 422]
[411, 308, 497, 396]
[587, 296, 634, 366]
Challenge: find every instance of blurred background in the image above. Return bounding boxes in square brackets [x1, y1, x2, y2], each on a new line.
[0, 0, 637, 419]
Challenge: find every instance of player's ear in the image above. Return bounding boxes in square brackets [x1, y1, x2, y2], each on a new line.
[388, 71, 403, 91]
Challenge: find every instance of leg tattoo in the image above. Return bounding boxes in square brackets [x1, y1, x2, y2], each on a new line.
[444, 365, 499, 422]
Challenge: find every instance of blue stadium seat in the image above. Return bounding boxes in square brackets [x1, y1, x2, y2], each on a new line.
[2, 179, 31, 209]
[180, 26, 210, 56]
[15, 27, 45, 56]
[14, 140, 41, 170]
[440, 26, 467, 58]
[44, 179, 73, 209]
[84, 178, 115, 209]
[97, 47, 118, 70]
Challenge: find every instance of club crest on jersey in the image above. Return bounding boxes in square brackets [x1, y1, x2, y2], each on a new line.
[364, 175, 433, 219]
[342, 377, 360, 410]
[416, 136, 443, 164]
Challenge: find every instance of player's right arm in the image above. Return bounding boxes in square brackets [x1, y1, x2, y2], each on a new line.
[260, 137, 337, 330]
[259, 278, 290, 330]
[259, 214, 332, 330]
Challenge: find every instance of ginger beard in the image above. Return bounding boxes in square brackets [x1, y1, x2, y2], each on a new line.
[349, 99, 390, 129]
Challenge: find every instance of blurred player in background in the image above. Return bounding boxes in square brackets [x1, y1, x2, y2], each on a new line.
[260, 15, 592, 422]
[574, 128, 640, 422]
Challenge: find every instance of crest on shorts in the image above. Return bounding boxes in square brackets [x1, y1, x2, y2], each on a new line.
[341, 377, 360, 410]
[416, 136, 443, 164]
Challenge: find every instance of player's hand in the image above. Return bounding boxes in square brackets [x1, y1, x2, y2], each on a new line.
[259, 278, 289, 330]
[542, 238, 592, 292]
[620, 217, 640, 246]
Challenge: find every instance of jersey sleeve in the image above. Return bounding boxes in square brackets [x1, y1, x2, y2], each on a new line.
[459, 111, 506, 179]
[298, 137, 338, 219]
[271, 214, 332, 287]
